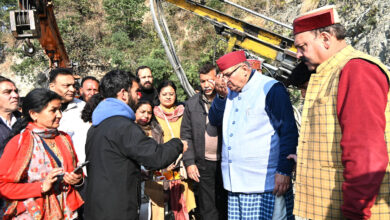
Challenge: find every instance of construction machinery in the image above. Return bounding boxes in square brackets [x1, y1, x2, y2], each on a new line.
[150, 0, 299, 96]
[9, 0, 70, 69]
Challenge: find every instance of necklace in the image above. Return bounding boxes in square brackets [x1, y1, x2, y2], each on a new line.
[43, 138, 63, 164]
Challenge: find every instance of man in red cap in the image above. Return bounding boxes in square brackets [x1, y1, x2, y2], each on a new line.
[208, 50, 298, 219]
[293, 5, 390, 219]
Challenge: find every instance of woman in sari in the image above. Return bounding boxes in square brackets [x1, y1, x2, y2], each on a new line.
[153, 80, 196, 220]
[0, 88, 84, 219]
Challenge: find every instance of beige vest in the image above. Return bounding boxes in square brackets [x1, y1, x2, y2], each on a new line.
[294, 45, 390, 219]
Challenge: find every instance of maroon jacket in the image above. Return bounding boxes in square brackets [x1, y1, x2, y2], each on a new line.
[337, 59, 389, 219]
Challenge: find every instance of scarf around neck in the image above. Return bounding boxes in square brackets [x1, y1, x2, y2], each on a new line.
[153, 104, 184, 122]
[28, 124, 59, 139]
[0, 122, 83, 219]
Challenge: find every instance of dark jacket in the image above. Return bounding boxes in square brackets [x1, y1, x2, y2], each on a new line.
[181, 93, 222, 170]
[140, 88, 159, 106]
[150, 119, 164, 144]
[0, 111, 21, 157]
[85, 98, 182, 220]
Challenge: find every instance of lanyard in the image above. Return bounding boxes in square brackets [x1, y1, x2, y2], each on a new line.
[159, 106, 175, 139]
[40, 138, 62, 168]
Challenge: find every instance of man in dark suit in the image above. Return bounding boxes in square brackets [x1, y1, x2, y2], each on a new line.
[0, 76, 21, 157]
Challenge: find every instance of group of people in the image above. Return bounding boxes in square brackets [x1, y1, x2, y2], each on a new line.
[0, 4, 389, 220]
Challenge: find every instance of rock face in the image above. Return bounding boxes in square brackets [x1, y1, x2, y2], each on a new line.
[342, 0, 390, 67]
[273, 0, 390, 67]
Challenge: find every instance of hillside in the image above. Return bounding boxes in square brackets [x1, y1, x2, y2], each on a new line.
[0, 0, 389, 98]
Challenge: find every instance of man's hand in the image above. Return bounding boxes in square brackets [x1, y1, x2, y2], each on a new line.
[273, 173, 290, 196]
[287, 154, 297, 163]
[186, 165, 200, 182]
[214, 74, 228, 98]
[181, 140, 188, 152]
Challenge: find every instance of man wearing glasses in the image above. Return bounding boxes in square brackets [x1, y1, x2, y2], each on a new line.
[208, 50, 298, 219]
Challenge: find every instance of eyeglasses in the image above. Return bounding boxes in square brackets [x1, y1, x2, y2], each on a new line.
[222, 65, 242, 79]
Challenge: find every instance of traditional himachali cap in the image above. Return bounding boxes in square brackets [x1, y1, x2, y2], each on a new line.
[293, 5, 341, 35]
[216, 50, 247, 72]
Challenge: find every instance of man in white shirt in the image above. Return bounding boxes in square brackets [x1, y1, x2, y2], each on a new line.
[49, 68, 90, 169]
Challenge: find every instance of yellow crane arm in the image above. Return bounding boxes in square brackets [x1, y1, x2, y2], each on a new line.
[164, 0, 297, 63]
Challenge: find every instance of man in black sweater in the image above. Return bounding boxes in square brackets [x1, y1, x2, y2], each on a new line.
[85, 70, 185, 220]
[181, 64, 227, 219]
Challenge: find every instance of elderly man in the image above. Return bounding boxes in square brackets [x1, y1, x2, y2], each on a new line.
[136, 66, 159, 105]
[79, 76, 99, 102]
[292, 5, 390, 219]
[0, 76, 20, 156]
[181, 63, 227, 219]
[209, 51, 298, 219]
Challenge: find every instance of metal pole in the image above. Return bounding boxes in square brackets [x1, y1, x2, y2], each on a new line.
[222, 0, 293, 30]
[150, 0, 195, 96]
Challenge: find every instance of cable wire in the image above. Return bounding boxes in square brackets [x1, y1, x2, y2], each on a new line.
[150, 0, 195, 97]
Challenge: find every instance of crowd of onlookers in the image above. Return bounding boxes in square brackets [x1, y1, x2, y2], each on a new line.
[1, 4, 390, 220]
[0, 48, 300, 219]
[0, 63, 226, 220]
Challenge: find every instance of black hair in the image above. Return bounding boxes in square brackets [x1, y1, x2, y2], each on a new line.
[135, 98, 154, 112]
[135, 66, 151, 77]
[99, 70, 137, 98]
[285, 62, 313, 88]
[49, 68, 73, 83]
[194, 85, 202, 92]
[157, 80, 177, 94]
[0, 76, 15, 85]
[198, 63, 216, 75]
[9, 88, 62, 138]
[134, 99, 157, 125]
[18, 97, 24, 110]
[81, 93, 104, 123]
[313, 23, 346, 40]
[81, 76, 99, 87]
[157, 80, 177, 107]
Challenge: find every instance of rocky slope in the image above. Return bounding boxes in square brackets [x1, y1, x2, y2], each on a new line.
[275, 0, 390, 66]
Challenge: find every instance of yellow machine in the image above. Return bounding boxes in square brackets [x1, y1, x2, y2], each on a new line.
[150, 0, 298, 96]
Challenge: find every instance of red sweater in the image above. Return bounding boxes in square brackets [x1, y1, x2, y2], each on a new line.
[337, 59, 389, 219]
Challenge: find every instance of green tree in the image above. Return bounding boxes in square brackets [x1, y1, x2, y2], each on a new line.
[103, 0, 147, 38]
[0, 0, 17, 46]
[0, 0, 15, 23]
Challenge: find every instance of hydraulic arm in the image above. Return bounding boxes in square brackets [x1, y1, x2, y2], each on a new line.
[151, 0, 298, 93]
[9, 0, 70, 68]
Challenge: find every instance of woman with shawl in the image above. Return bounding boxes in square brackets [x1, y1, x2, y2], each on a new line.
[153, 80, 196, 220]
[0, 88, 84, 219]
